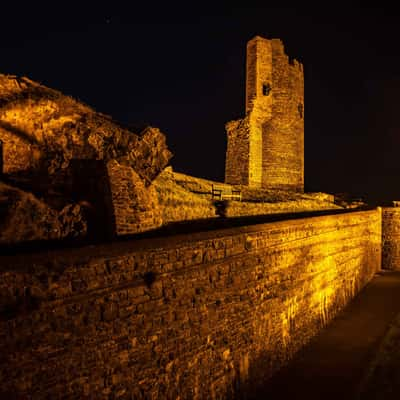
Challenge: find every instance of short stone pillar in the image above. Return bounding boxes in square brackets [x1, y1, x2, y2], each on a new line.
[382, 204, 400, 270]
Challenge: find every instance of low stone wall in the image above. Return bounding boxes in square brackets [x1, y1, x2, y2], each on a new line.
[223, 198, 340, 218]
[382, 207, 400, 270]
[0, 208, 382, 399]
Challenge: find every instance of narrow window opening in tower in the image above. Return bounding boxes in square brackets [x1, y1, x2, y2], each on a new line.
[262, 83, 271, 96]
[298, 103, 303, 119]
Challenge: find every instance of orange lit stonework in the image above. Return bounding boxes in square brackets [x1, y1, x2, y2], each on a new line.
[225, 36, 304, 192]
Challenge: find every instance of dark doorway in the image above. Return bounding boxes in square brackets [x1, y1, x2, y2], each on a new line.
[69, 159, 116, 241]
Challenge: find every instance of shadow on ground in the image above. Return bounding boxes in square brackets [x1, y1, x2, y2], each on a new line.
[249, 271, 400, 400]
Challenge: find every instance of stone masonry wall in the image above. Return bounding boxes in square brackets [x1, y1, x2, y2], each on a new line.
[247, 37, 272, 188]
[224, 118, 250, 185]
[0, 127, 41, 174]
[382, 206, 400, 270]
[0, 209, 381, 399]
[106, 160, 162, 236]
[0, 75, 172, 239]
[0, 75, 172, 181]
[261, 40, 304, 191]
[245, 36, 273, 115]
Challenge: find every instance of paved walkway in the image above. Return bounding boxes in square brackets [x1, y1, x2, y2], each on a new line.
[254, 270, 400, 400]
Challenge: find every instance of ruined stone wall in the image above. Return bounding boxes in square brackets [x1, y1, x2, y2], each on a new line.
[0, 181, 87, 244]
[246, 37, 273, 115]
[0, 76, 171, 181]
[0, 127, 41, 174]
[247, 37, 272, 188]
[224, 118, 250, 185]
[225, 36, 304, 191]
[106, 160, 162, 236]
[0, 209, 381, 399]
[0, 75, 171, 239]
[261, 39, 304, 191]
[382, 207, 400, 270]
[0, 75, 92, 174]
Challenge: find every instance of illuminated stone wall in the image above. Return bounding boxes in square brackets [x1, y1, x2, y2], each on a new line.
[0, 76, 171, 180]
[382, 207, 400, 270]
[0, 209, 381, 399]
[225, 118, 250, 185]
[0, 128, 41, 174]
[225, 36, 304, 191]
[106, 160, 163, 235]
[0, 75, 172, 238]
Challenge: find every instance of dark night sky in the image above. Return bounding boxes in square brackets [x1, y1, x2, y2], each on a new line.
[1, 3, 400, 200]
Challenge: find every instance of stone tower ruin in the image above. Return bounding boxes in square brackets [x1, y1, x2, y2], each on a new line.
[225, 36, 304, 191]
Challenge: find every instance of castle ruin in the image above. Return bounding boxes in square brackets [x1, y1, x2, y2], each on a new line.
[3, 35, 400, 400]
[0, 75, 172, 243]
[225, 36, 304, 191]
